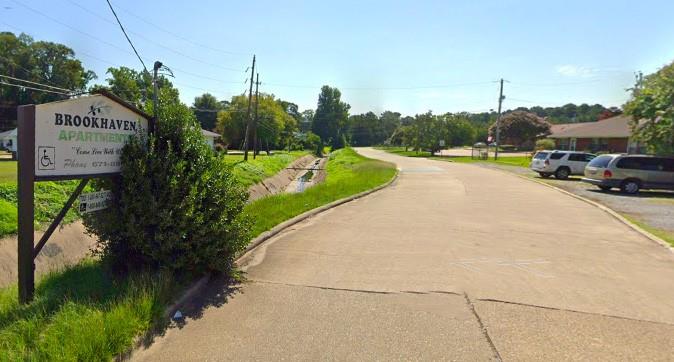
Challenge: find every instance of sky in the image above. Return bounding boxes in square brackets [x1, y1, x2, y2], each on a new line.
[2, 0, 674, 116]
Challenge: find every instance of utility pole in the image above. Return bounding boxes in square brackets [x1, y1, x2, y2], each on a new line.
[152, 61, 162, 126]
[243, 55, 256, 161]
[253, 73, 260, 159]
[494, 78, 505, 160]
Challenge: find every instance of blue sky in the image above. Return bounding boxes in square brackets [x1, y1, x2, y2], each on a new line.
[2, 0, 674, 116]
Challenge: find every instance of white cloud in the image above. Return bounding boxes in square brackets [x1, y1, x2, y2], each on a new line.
[556, 64, 596, 78]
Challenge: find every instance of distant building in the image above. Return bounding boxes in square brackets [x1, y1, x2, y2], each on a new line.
[0, 128, 17, 153]
[201, 129, 221, 150]
[548, 115, 643, 153]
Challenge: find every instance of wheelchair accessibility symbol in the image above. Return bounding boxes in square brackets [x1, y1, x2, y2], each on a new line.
[37, 146, 55, 170]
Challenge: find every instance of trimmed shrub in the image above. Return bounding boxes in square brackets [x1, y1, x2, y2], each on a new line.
[83, 95, 250, 274]
[535, 138, 556, 150]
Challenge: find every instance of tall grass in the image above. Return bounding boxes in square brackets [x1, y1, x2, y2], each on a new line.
[245, 148, 396, 238]
[0, 260, 180, 361]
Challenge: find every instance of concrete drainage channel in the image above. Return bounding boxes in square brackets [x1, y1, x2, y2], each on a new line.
[285, 158, 326, 193]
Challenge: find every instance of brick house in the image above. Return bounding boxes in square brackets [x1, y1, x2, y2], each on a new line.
[548, 115, 643, 153]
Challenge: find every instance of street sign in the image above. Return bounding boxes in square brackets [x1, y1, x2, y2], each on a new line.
[439, 139, 445, 147]
[78, 190, 112, 213]
[34, 94, 149, 179]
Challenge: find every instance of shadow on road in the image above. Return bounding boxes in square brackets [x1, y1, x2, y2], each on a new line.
[137, 273, 243, 350]
[587, 189, 674, 199]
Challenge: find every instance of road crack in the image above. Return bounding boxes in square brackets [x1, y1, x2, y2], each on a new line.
[248, 279, 460, 296]
[463, 293, 502, 361]
[477, 298, 674, 326]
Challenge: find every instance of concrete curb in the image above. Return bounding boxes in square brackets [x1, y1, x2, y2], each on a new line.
[517, 174, 674, 253]
[162, 169, 400, 319]
[236, 170, 400, 262]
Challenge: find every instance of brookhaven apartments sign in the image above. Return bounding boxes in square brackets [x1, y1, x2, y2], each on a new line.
[17, 92, 151, 303]
[34, 93, 149, 178]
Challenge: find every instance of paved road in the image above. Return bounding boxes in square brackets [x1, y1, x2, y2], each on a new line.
[134, 148, 674, 361]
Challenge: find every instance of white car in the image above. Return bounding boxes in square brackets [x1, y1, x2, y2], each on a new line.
[530, 150, 597, 179]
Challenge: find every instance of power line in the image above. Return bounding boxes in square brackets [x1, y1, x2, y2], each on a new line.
[509, 79, 604, 87]
[104, 0, 148, 73]
[74, 48, 244, 91]
[65, 0, 245, 73]
[262, 80, 494, 91]
[112, 2, 251, 56]
[11, 0, 244, 77]
[0, 74, 74, 92]
[0, 80, 71, 96]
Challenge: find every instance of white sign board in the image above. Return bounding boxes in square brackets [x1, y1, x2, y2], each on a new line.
[439, 139, 445, 147]
[78, 190, 113, 213]
[34, 94, 148, 178]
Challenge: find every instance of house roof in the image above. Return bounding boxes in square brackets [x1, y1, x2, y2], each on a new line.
[201, 129, 221, 138]
[0, 128, 17, 138]
[548, 115, 633, 139]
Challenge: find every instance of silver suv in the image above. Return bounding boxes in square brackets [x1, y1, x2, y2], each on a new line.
[530, 150, 596, 179]
[582, 154, 674, 194]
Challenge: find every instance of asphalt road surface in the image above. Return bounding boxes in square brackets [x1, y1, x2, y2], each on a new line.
[134, 147, 674, 361]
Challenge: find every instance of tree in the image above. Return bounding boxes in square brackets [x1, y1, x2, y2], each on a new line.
[489, 111, 551, 149]
[89, 66, 179, 109]
[216, 93, 296, 150]
[300, 109, 314, 132]
[443, 114, 477, 146]
[0, 32, 95, 129]
[624, 61, 674, 155]
[312, 85, 350, 149]
[413, 111, 446, 155]
[193, 93, 222, 131]
[349, 112, 381, 146]
[379, 111, 402, 142]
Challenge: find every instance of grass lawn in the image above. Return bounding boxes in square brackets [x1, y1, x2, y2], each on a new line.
[245, 147, 397, 238]
[0, 148, 395, 360]
[0, 161, 17, 183]
[223, 151, 308, 187]
[376, 147, 532, 168]
[374, 146, 432, 158]
[0, 181, 89, 237]
[0, 259, 183, 361]
[439, 155, 532, 168]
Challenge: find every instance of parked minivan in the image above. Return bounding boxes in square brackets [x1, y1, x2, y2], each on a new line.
[582, 154, 674, 194]
[530, 150, 596, 179]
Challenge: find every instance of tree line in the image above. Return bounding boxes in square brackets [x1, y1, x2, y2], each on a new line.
[6, 30, 671, 155]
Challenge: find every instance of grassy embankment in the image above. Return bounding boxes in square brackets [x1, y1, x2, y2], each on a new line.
[245, 147, 396, 237]
[223, 151, 308, 187]
[0, 148, 396, 360]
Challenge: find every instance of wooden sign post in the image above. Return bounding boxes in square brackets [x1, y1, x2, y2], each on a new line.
[16, 92, 150, 303]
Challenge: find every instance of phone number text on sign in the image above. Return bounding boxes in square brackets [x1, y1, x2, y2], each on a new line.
[78, 190, 113, 214]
